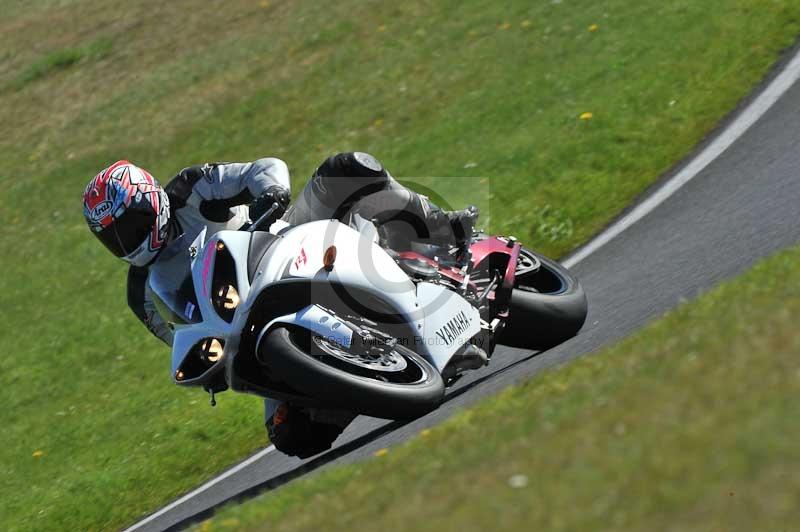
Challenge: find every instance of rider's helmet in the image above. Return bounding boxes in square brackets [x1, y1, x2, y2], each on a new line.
[83, 160, 171, 267]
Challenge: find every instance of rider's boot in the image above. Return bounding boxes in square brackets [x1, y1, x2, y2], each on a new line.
[445, 204, 479, 258]
[265, 401, 353, 458]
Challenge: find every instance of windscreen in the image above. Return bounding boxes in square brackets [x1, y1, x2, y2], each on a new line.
[147, 233, 203, 325]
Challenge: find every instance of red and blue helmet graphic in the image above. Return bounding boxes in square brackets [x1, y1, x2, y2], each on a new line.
[83, 161, 171, 266]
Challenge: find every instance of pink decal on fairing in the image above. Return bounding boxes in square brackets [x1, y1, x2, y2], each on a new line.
[293, 247, 307, 270]
[201, 243, 215, 297]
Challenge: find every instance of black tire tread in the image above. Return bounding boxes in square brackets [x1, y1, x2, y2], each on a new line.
[501, 250, 588, 350]
[260, 327, 444, 419]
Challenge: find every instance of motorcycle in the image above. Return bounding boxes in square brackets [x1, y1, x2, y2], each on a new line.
[149, 203, 588, 418]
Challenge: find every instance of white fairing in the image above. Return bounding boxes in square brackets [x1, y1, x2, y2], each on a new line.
[168, 229, 254, 383]
[168, 219, 481, 384]
[415, 282, 481, 370]
[246, 220, 414, 306]
[256, 305, 355, 351]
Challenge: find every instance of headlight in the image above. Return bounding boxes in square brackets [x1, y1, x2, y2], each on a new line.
[175, 338, 225, 382]
[203, 338, 224, 363]
[211, 241, 239, 322]
[215, 284, 240, 311]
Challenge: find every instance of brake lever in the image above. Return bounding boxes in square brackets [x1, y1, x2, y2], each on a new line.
[247, 202, 282, 233]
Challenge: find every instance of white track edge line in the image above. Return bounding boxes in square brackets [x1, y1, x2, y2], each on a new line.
[122, 445, 276, 532]
[563, 48, 800, 269]
[124, 46, 800, 532]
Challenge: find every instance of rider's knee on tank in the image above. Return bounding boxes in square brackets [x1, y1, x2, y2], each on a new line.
[310, 152, 393, 210]
[314, 152, 388, 179]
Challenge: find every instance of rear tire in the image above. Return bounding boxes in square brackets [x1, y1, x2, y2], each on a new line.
[260, 326, 444, 419]
[501, 249, 588, 350]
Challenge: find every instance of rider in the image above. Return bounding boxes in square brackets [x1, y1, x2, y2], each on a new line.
[83, 152, 477, 458]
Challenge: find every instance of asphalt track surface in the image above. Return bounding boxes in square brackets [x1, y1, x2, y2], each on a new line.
[128, 47, 800, 531]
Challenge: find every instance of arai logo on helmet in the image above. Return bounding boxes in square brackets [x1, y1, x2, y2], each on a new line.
[90, 200, 113, 222]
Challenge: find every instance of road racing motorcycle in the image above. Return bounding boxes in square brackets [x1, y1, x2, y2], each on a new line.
[149, 203, 588, 418]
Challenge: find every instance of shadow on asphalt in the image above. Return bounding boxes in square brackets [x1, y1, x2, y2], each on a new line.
[166, 347, 541, 531]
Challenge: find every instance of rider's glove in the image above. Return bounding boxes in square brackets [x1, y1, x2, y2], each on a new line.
[249, 185, 291, 221]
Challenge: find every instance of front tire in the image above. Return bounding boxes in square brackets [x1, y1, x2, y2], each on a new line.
[501, 248, 588, 350]
[260, 326, 445, 419]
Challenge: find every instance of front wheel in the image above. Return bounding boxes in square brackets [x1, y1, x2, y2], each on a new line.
[260, 326, 445, 419]
[500, 248, 588, 350]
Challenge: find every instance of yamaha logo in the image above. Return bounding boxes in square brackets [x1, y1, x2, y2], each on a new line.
[435, 310, 472, 346]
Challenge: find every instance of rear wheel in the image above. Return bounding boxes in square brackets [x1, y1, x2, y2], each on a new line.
[501, 248, 588, 350]
[260, 326, 444, 419]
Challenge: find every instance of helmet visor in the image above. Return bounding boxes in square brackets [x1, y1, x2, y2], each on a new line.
[92, 207, 156, 258]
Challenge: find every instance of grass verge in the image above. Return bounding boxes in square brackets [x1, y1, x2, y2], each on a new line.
[1, 0, 799, 530]
[197, 244, 800, 532]
[10, 37, 113, 89]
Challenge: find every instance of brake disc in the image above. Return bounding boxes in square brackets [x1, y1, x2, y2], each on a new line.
[313, 335, 408, 373]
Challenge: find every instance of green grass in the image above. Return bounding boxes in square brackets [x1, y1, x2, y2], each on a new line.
[198, 244, 800, 532]
[10, 37, 113, 89]
[1, 0, 799, 530]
